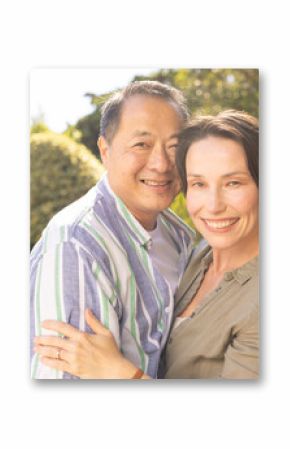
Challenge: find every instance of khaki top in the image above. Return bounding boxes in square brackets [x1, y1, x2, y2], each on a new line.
[163, 242, 259, 379]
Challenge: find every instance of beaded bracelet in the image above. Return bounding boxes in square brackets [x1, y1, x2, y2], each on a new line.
[131, 368, 144, 379]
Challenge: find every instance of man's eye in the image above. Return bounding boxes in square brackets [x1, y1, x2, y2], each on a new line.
[133, 142, 147, 148]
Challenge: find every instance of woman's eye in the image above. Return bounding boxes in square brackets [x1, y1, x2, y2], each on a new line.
[227, 180, 241, 187]
[189, 182, 204, 188]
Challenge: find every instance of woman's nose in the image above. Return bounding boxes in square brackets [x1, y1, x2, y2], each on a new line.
[206, 188, 226, 214]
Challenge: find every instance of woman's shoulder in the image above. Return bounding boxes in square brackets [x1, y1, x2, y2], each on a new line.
[175, 240, 211, 302]
[187, 239, 212, 268]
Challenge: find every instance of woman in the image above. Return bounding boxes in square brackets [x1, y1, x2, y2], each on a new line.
[34, 109, 259, 379]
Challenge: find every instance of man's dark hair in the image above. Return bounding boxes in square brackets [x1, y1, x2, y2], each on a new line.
[176, 110, 259, 192]
[100, 80, 189, 144]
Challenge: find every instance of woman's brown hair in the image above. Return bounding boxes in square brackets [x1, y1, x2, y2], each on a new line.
[176, 110, 259, 192]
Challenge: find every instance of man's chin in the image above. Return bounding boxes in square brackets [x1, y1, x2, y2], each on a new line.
[143, 197, 175, 213]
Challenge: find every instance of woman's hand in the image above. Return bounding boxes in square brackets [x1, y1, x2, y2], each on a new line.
[34, 309, 138, 379]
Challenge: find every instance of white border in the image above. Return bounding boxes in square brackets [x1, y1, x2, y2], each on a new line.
[1, 0, 289, 447]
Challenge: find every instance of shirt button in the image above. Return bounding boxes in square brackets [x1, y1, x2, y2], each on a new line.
[224, 272, 234, 281]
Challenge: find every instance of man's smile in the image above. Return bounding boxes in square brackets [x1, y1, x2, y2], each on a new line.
[140, 179, 172, 187]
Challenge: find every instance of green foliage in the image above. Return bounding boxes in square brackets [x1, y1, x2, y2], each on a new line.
[30, 132, 104, 248]
[63, 124, 82, 142]
[170, 192, 192, 228]
[170, 192, 201, 241]
[30, 121, 51, 134]
[73, 92, 113, 159]
[134, 68, 259, 118]
[74, 109, 101, 158]
[30, 113, 51, 135]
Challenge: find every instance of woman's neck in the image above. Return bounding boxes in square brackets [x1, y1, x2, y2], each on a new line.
[211, 239, 259, 275]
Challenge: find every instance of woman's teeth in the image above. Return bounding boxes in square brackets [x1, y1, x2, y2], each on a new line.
[203, 218, 239, 229]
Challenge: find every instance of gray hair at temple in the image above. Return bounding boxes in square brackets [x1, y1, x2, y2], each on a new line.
[176, 109, 259, 193]
[100, 80, 190, 144]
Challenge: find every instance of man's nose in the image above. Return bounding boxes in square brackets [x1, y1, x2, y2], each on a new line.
[146, 144, 173, 172]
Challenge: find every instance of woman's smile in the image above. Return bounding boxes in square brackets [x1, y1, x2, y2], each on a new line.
[201, 217, 240, 232]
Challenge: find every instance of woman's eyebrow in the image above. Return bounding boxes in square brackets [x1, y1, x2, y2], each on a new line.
[186, 171, 249, 178]
[187, 173, 204, 178]
[222, 171, 249, 177]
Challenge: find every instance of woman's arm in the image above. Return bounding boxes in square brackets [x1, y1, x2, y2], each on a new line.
[34, 309, 151, 379]
[221, 305, 259, 379]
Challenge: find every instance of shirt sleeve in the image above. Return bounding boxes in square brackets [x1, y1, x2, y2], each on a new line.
[221, 304, 259, 379]
[30, 240, 121, 379]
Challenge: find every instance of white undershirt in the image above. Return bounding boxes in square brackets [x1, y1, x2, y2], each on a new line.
[148, 217, 181, 296]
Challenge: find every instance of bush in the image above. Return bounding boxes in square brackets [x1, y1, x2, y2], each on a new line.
[170, 192, 201, 243]
[170, 192, 192, 227]
[30, 132, 104, 248]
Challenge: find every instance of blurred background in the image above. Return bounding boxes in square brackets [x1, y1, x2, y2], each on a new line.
[30, 68, 259, 248]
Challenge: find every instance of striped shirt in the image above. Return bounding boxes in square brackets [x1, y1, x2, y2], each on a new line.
[30, 174, 195, 379]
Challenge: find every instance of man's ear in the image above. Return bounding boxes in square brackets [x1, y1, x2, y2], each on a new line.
[98, 136, 110, 167]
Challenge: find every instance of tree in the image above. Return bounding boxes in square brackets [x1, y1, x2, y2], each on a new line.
[73, 92, 112, 159]
[134, 68, 259, 117]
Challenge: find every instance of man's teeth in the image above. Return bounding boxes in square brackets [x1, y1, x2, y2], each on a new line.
[143, 180, 169, 186]
[204, 218, 238, 229]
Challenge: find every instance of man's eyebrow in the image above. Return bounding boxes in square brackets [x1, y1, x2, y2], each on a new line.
[131, 130, 152, 138]
[130, 131, 179, 139]
[168, 133, 179, 140]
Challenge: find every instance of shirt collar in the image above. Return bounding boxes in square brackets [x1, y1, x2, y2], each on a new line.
[230, 256, 259, 285]
[199, 246, 258, 285]
[200, 248, 213, 271]
[96, 173, 152, 248]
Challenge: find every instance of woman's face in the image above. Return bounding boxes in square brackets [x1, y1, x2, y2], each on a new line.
[186, 136, 258, 252]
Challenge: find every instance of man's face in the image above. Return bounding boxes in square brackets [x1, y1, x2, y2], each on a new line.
[98, 95, 182, 230]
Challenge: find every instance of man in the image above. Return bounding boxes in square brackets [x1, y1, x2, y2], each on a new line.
[30, 80, 195, 379]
